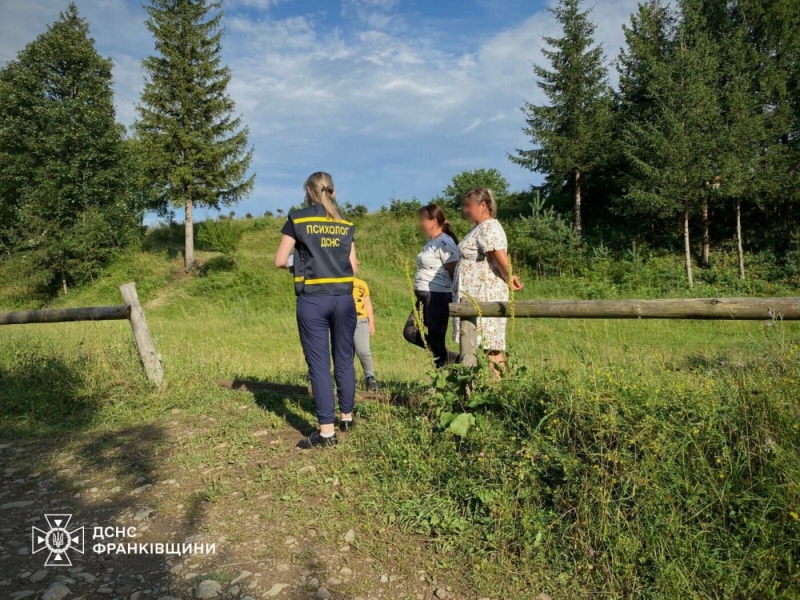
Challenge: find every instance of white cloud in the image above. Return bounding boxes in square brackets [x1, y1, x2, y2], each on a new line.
[464, 118, 483, 133]
[231, 0, 291, 8]
[0, 0, 641, 213]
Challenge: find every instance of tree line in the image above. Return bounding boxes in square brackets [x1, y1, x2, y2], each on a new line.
[511, 0, 800, 286]
[1, 0, 798, 297]
[0, 1, 252, 295]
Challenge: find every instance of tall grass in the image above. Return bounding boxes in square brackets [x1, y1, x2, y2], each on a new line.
[350, 329, 800, 598]
[1, 213, 798, 597]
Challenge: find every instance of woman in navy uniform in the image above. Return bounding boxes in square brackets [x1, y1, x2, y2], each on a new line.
[274, 172, 358, 448]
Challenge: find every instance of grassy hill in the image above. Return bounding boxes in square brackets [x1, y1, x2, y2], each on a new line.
[0, 214, 798, 599]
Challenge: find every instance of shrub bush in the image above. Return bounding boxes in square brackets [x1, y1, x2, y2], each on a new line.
[508, 195, 582, 276]
[196, 218, 244, 256]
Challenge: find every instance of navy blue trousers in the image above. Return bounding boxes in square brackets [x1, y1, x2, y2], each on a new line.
[296, 294, 357, 425]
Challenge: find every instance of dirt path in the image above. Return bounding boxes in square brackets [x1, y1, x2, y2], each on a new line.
[0, 404, 474, 600]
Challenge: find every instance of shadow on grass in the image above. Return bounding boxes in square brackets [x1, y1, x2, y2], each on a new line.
[0, 352, 98, 440]
[223, 375, 423, 436]
[0, 352, 224, 598]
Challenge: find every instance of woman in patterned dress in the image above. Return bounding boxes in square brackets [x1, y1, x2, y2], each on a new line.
[453, 187, 523, 376]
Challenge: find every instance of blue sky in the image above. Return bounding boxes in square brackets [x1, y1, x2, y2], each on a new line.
[0, 0, 639, 220]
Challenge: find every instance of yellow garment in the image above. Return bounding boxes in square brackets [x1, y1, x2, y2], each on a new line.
[353, 277, 370, 319]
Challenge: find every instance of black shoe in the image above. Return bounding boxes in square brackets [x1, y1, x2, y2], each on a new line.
[339, 418, 356, 432]
[366, 376, 378, 392]
[297, 431, 338, 449]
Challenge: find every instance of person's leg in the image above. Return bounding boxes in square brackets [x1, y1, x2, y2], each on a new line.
[296, 296, 336, 433]
[331, 294, 357, 419]
[353, 319, 374, 378]
[426, 331, 447, 367]
[487, 350, 506, 379]
[425, 292, 451, 368]
[483, 318, 508, 379]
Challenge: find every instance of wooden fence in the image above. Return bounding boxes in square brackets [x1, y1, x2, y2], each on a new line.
[0, 282, 163, 385]
[451, 296, 800, 366]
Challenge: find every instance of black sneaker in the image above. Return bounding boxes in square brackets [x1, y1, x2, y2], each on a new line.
[339, 418, 356, 432]
[297, 431, 338, 449]
[366, 376, 379, 392]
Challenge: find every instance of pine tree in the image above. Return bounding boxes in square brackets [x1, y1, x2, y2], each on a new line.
[710, 1, 768, 279]
[612, 1, 674, 234]
[135, 0, 254, 271]
[621, 0, 721, 287]
[510, 0, 611, 247]
[736, 0, 800, 249]
[617, 1, 674, 125]
[0, 4, 139, 295]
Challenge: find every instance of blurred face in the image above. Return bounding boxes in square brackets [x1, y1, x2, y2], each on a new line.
[462, 195, 486, 223]
[417, 212, 439, 238]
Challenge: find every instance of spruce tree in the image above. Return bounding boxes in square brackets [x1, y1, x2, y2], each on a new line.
[135, 0, 254, 270]
[711, 2, 768, 279]
[736, 0, 800, 248]
[621, 0, 721, 287]
[617, 1, 674, 125]
[612, 1, 674, 234]
[0, 4, 139, 295]
[510, 0, 611, 246]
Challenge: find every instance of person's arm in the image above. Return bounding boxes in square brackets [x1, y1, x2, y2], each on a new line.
[478, 221, 522, 292]
[274, 234, 296, 268]
[486, 249, 523, 291]
[439, 240, 459, 281]
[350, 242, 357, 273]
[364, 295, 376, 335]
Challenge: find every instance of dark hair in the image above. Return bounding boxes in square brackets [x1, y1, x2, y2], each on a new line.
[418, 203, 458, 244]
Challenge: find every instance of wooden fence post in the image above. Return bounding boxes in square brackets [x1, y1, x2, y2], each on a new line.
[459, 300, 478, 367]
[120, 282, 164, 386]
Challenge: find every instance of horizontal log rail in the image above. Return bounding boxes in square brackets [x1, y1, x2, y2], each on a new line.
[450, 297, 800, 320]
[453, 296, 800, 366]
[0, 305, 130, 326]
[0, 282, 163, 385]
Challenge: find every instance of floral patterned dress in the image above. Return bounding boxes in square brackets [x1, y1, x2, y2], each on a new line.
[452, 218, 509, 351]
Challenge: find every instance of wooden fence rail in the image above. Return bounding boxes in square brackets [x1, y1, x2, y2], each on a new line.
[452, 297, 800, 366]
[0, 305, 130, 325]
[0, 282, 163, 385]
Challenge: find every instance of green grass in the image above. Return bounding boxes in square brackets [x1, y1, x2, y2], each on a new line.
[1, 213, 799, 598]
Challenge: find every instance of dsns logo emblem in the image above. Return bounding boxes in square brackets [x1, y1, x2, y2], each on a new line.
[31, 514, 84, 566]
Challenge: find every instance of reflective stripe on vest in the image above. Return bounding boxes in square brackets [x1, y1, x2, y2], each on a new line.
[293, 217, 354, 227]
[294, 276, 354, 285]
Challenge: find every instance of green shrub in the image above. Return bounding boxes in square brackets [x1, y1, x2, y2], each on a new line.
[196, 218, 244, 256]
[384, 197, 423, 216]
[508, 195, 582, 275]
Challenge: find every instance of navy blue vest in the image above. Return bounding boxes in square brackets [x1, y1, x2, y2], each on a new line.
[282, 204, 355, 296]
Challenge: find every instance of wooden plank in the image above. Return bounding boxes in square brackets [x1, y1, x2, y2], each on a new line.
[449, 297, 800, 320]
[120, 282, 164, 386]
[0, 305, 130, 326]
